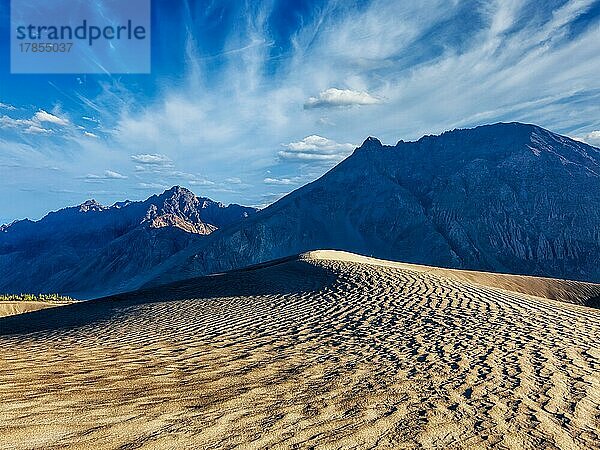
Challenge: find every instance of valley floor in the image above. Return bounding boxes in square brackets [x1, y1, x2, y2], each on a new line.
[0, 251, 599, 449]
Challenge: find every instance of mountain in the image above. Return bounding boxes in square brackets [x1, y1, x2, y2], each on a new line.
[0, 186, 256, 298]
[147, 122, 600, 287]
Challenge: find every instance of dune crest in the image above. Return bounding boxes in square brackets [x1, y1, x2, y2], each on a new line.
[302, 250, 600, 307]
[0, 251, 599, 449]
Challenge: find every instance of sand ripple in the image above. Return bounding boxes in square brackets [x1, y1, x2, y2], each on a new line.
[0, 251, 599, 449]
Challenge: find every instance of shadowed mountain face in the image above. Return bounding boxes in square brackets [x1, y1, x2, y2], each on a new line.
[0, 187, 256, 298]
[149, 122, 600, 287]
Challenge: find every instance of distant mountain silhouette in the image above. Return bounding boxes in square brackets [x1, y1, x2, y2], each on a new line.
[0, 186, 256, 298]
[146, 122, 600, 288]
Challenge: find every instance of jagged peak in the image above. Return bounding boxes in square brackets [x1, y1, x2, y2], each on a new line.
[154, 186, 198, 203]
[78, 199, 105, 213]
[163, 185, 190, 195]
[112, 200, 132, 209]
[353, 136, 384, 154]
[362, 136, 383, 147]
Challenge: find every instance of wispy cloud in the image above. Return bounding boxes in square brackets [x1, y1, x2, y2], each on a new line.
[137, 182, 170, 190]
[0, 102, 16, 111]
[83, 170, 128, 182]
[25, 125, 53, 135]
[130, 153, 173, 166]
[264, 177, 298, 185]
[189, 178, 215, 186]
[104, 170, 128, 179]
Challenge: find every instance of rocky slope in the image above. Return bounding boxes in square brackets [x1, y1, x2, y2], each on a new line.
[0, 186, 256, 298]
[148, 122, 600, 287]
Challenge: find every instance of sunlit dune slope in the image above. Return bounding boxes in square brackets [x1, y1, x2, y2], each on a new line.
[0, 301, 68, 319]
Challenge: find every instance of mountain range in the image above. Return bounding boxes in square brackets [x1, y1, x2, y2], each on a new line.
[1, 122, 599, 297]
[0, 187, 256, 298]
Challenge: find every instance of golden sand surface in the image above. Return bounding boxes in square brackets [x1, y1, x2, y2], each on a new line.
[0, 250, 599, 449]
[0, 301, 66, 318]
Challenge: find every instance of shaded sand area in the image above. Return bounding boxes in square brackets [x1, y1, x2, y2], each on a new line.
[0, 251, 599, 449]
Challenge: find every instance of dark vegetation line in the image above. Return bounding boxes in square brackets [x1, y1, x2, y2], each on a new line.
[0, 293, 76, 303]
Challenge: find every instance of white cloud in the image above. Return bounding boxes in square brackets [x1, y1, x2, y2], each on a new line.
[138, 182, 170, 190]
[0, 110, 70, 136]
[33, 110, 69, 126]
[264, 177, 296, 185]
[25, 125, 53, 135]
[83, 170, 128, 182]
[0, 102, 16, 111]
[104, 170, 127, 179]
[189, 179, 215, 186]
[83, 131, 99, 138]
[130, 153, 172, 165]
[278, 135, 356, 162]
[304, 88, 381, 109]
[0, 115, 35, 128]
[579, 130, 600, 147]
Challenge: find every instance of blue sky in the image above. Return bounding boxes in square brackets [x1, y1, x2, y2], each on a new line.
[1, 0, 600, 224]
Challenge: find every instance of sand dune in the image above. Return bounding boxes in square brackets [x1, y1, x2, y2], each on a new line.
[305, 251, 600, 307]
[0, 250, 599, 449]
[0, 301, 69, 318]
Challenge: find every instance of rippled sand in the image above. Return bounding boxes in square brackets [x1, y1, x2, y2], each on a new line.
[0, 251, 599, 449]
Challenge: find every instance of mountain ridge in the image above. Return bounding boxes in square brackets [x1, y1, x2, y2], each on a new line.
[0, 186, 257, 298]
[1, 121, 598, 298]
[145, 122, 600, 288]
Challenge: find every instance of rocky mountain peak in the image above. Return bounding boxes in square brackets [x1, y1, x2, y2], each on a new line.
[78, 199, 105, 213]
[0, 186, 257, 297]
[356, 136, 384, 152]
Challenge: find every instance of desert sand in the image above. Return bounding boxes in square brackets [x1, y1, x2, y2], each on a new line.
[0, 301, 68, 319]
[0, 250, 599, 449]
